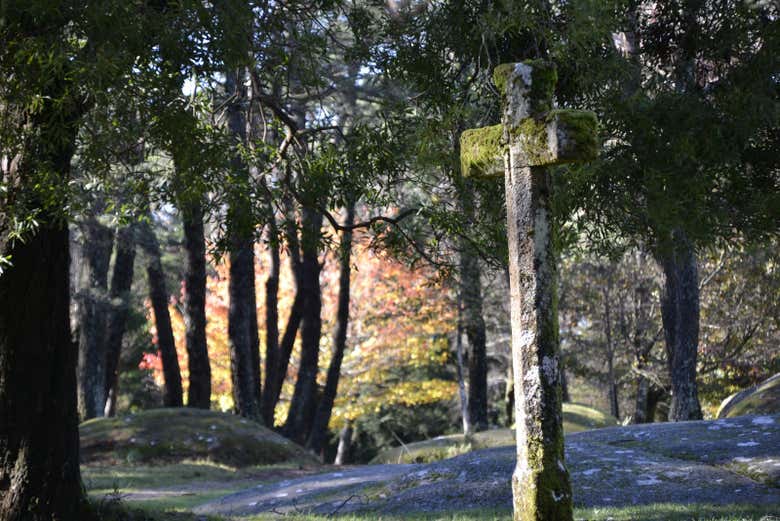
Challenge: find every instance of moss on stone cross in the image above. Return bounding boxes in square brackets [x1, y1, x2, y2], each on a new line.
[460, 60, 599, 521]
[460, 124, 505, 178]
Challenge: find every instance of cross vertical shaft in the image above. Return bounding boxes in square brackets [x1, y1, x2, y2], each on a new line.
[461, 59, 598, 521]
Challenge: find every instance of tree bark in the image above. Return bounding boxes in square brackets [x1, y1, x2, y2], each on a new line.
[103, 224, 137, 417]
[261, 220, 281, 425]
[334, 421, 353, 466]
[0, 101, 90, 520]
[140, 221, 184, 407]
[306, 204, 355, 456]
[602, 273, 620, 419]
[76, 217, 114, 420]
[283, 206, 323, 443]
[455, 301, 472, 435]
[456, 167, 489, 432]
[182, 203, 211, 409]
[225, 68, 261, 420]
[658, 232, 703, 421]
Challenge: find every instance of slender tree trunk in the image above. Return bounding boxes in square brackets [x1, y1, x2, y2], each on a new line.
[560, 361, 571, 403]
[0, 103, 91, 520]
[633, 373, 652, 424]
[103, 224, 137, 417]
[283, 206, 323, 443]
[334, 421, 353, 466]
[261, 224, 281, 425]
[658, 232, 702, 421]
[456, 172, 489, 432]
[140, 221, 184, 407]
[225, 68, 261, 420]
[602, 276, 619, 419]
[505, 362, 514, 427]
[307, 204, 355, 456]
[76, 217, 114, 420]
[455, 301, 472, 435]
[182, 203, 211, 409]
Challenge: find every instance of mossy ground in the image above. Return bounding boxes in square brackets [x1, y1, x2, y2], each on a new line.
[80, 407, 318, 467]
[371, 403, 617, 464]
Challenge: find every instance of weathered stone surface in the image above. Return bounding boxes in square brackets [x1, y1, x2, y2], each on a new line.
[191, 414, 780, 517]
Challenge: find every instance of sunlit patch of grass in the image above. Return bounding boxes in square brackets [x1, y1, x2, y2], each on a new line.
[371, 403, 618, 464]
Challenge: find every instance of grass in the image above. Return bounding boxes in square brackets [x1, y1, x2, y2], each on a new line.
[372, 403, 618, 464]
[80, 407, 318, 467]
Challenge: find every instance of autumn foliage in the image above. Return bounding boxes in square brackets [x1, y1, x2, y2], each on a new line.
[142, 237, 457, 428]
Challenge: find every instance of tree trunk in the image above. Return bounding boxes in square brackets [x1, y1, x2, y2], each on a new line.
[307, 204, 355, 456]
[140, 221, 184, 407]
[283, 206, 322, 443]
[261, 224, 281, 425]
[76, 217, 114, 420]
[456, 167, 489, 432]
[334, 421, 353, 466]
[0, 102, 90, 520]
[103, 224, 137, 417]
[182, 203, 211, 409]
[658, 232, 702, 421]
[560, 361, 571, 403]
[455, 302, 472, 435]
[225, 68, 261, 420]
[602, 276, 619, 419]
[505, 362, 514, 427]
[633, 373, 652, 424]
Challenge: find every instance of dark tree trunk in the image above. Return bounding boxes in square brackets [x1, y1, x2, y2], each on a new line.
[283, 206, 322, 443]
[334, 421, 353, 466]
[264, 199, 306, 424]
[140, 222, 184, 407]
[603, 278, 620, 419]
[182, 203, 211, 409]
[103, 224, 137, 417]
[462, 250, 488, 432]
[658, 232, 702, 421]
[307, 204, 355, 456]
[261, 223, 281, 425]
[0, 104, 90, 520]
[456, 169, 488, 432]
[560, 361, 571, 403]
[76, 217, 114, 420]
[633, 373, 653, 424]
[225, 68, 261, 420]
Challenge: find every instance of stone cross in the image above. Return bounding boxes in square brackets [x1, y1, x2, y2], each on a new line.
[460, 61, 598, 521]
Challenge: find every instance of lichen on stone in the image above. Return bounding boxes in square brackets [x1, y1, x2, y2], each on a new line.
[459, 124, 505, 178]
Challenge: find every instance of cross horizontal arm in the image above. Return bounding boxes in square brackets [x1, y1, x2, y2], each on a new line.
[460, 124, 505, 178]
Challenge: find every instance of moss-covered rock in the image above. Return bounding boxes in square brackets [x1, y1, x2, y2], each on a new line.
[514, 109, 599, 166]
[460, 124, 504, 178]
[80, 408, 318, 467]
[717, 373, 780, 419]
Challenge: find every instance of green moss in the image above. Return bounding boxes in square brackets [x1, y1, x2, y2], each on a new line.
[492, 63, 515, 94]
[511, 109, 598, 166]
[723, 374, 780, 418]
[460, 124, 505, 178]
[80, 407, 318, 467]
